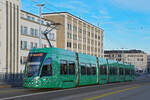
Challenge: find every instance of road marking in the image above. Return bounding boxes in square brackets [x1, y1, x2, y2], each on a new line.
[87, 86, 140, 100]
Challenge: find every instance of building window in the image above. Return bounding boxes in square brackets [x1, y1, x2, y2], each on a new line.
[95, 34, 97, 39]
[73, 26, 77, 32]
[27, 15, 31, 20]
[20, 56, 28, 65]
[34, 43, 37, 48]
[67, 32, 71, 39]
[83, 45, 86, 50]
[30, 28, 34, 36]
[23, 26, 28, 35]
[78, 36, 82, 41]
[49, 33, 55, 40]
[30, 42, 33, 49]
[88, 32, 90, 37]
[83, 38, 86, 42]
[78, 44, 81, 49]
[98, 36, 100, 40]
[73, 34, 77, 40]
[73, 43, 77, 48]
[31, 17, 35, 21]
[88, 39, 90, 44]
[98, 42, 100, 46]
[87, 46, 90, 51]
[21, 25, 23, 34]
[35, 29, 38, 37]
[67, 42, 71, 48]
[43, 44, 47, 48]
[91, 40, 94, 45]
[83, 30, 86, 35]
[67, 23, 71, 30]
[79, 28, 82, 33]
[91, 33, 94, 38]
[21, 40, 27, 50]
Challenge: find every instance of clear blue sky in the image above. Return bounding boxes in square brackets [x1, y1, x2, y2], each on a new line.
[21, 0, 150, 54]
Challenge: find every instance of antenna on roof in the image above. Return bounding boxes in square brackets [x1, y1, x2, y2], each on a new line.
[97, 22, 100, 27]
[78, 12, 81, 18]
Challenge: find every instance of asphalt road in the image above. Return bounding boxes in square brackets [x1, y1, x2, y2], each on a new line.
[0, 74, 150, 100]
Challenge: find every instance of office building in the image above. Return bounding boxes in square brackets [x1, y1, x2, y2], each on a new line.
[43, 12, 104, 57]
[104, 50, 148, 72]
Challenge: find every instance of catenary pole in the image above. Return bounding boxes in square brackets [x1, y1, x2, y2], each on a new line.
[36, 4, 45, 48]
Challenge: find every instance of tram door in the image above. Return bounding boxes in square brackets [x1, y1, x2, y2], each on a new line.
[40, 58, 52, 87]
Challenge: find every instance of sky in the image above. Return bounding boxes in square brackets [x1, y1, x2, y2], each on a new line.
[21, 0, 150, 54]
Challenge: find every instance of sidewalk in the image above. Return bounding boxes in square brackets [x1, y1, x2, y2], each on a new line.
[0, 80, 23, 88]
[0, 81, 11, 88]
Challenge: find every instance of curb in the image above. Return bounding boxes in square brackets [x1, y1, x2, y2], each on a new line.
[0, 85, 11, 88]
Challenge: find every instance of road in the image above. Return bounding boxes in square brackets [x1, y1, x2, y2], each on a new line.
[0, 74, 150, 100]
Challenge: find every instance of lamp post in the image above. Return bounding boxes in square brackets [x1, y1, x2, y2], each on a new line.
[121, 48, 125, 63]
[36, 4, 45, 48]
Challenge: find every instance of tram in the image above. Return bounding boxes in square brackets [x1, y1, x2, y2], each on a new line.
[24, 47, 135, 88]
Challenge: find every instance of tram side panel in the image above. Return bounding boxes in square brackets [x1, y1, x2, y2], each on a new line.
[98, 58, 108, 85]
[107, 60, 119, 83]
[56, 49, 77, 88]
[78, 53, 97, 86]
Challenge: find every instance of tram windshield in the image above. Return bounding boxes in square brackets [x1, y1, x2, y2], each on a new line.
[26, 53, 46, 77]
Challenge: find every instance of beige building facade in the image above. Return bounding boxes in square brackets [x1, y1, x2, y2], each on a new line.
[104, 50, 148, 72]
[0, 0, 20, 79]
[0, 0, 56, 80]
[147, 55, 150, 73]
[43, 12, 104, 57]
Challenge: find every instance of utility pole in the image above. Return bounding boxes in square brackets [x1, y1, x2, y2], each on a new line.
[36, 4, 45, 48]
[121, 48, 124, 63]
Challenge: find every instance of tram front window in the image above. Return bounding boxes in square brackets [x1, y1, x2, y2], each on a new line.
[26, 53, 46, 77]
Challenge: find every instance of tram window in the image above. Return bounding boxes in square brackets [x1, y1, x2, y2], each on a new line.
[112, 67, 115, 75]
[104, 66, 107, 75]
[128, 69, 130, 75]
[87, 64, 91, 75]
[68, 61, 75, 75]
[60, 60, 68, 75]
[119, 68, 123, 75]
[109, 67, 113, 75]
[81, 64, 86, 75]
[125, 69, 127, 75]
[91, 64, 96, 75]
[114, 67, 117, 75]
[129, 69, 131, 75]
[131, 70, 135, 75]
[100, 65, 103, 75]
[41, 58, 52, 76]
[91, 67, 96, 75]
[125, 68, 130, 75]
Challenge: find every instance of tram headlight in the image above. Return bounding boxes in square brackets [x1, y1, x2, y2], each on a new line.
[34, 77, 40, 86]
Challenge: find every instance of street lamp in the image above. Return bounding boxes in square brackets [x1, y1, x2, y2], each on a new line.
[36, 4, 45, 48]
[121, 48, 125, 63]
